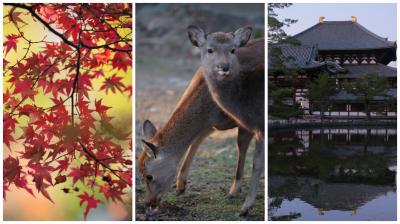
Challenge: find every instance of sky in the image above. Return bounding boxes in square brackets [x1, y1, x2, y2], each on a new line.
[275, 3, 397, 67]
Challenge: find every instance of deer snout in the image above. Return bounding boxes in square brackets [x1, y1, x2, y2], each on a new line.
[144, 194, 160, 207]
[221, 63, 230, 72]
[217, 63, 230, 76]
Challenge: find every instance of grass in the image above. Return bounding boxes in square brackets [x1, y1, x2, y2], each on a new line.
[135, 134, 264, 221]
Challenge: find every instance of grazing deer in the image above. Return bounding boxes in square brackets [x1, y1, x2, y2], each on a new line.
[138, 68, 254, 208]
[187, 25, 264, 215]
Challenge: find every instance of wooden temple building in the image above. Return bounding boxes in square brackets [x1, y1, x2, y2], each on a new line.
[269, 17, 397, 118]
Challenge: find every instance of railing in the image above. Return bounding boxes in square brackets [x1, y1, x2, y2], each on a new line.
[268, 118, 396, 129]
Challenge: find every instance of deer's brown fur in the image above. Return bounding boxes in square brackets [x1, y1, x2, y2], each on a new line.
[138, 68, 253, 206]
[188, 25, 264, 215]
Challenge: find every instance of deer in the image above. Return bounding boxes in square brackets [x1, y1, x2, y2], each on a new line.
[187, 25, 264, 215]
[138, 68, 254, 211]
[138, 29, 264, 216]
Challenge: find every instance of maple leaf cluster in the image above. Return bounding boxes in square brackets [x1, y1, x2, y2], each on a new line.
[3, 3, 132, 220]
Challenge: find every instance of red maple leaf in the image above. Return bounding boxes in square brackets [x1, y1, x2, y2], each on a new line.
[3, 127, 15, 149]
[55, 175, 67, 185]
[4, 156, 22, 183]
[4, 34, 19, 56]
[68, 164, 91, 185]
[55, 158, 70, 172]
[99, 74, 126, 94]
[77, 72, 93, 98]
[9, 11, 27, 25]
[124, 85, 132, 98]
[79, 192, 102, 220]
[13, 79, 37, 100]
[39, 183, 54, 203]
[92, 49, 111, 66]
[3, 114, 17, 148]
[94, 99, 111, 115]
[68, 167, 86, 185]
[14, 175, 35, 197]
[112, 51, 131, 71]
[64, 23, 82, 42]
[28, 163, 54, 192]
[99, 183, 124, 202]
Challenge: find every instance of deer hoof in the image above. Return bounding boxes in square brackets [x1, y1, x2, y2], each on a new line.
[175, 180, 186, 195]
[226, 194, 236, 203]
[176, 187, 186, 195]
[239, 208, 249, 217]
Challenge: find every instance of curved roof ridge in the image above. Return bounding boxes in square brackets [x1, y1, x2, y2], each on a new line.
[293, 20, 396, 50]
[342, 63, 397, 69]
[293, 22, 321, 38]
[269, 44, 320, 69]
[341, 63, 397, 78]
[354, 22, 395, 45]
[277, 43, 316, 48]
[375, 62, 397, 71]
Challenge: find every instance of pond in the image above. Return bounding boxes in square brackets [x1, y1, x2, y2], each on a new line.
[268, 127, 396, 221]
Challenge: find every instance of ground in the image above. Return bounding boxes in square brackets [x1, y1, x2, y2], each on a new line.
[135, 55, 265, 221]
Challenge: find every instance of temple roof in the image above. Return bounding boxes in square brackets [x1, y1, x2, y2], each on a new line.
[269, 176, 394, 211]
[340, 64, 397, 78]
[268, 44, 321, 69]
[294, 21, 396, 51]
[330, 88, 396, 101]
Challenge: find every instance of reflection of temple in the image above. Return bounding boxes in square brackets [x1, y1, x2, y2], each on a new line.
[269, 128, 396, 184]
[296, 128, 396, 150]
[269, 127, 396, 218]
[269, 17, 397, 118]
[269, 176, 395, 213]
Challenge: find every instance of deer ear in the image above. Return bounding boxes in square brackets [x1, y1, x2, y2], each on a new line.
[234, 26, 252, 47]
[187, 25, 206, 47]
[141, 139, 157, 159]
[143, 120, 157, 140]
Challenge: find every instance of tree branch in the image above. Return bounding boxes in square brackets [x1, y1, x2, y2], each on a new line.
[78, 141, 130, 186]
[7, 50, 77, 115]
[4, 3, 132, 53]
[4, 3, 79, 49]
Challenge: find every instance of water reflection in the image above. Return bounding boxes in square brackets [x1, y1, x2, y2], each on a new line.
[268, 127, 396, 221]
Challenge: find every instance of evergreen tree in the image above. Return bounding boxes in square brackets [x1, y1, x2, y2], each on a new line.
[268, 4, 303, 120]
[307, 73, 338, 120]
[344, 72, 389, 120]
[268, 82, 303, 120]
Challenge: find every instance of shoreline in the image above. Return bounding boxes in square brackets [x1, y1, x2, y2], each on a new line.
[268, 119, 396, 130]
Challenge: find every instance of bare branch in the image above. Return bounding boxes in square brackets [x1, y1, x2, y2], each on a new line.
[4, 3, 132, 53]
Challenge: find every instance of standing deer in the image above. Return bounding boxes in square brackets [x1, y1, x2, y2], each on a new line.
[187, 25, 264, 215]
[138, 68, 254, 208]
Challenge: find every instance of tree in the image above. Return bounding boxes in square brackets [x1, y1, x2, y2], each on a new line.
[268, 82, 303, 120]
[3, 3, 132, 220]
[268, 3, 300, 72]
[268, 4, 303, 121]
[306, 73, 338, 120]
[344, 73, 389, 120]
[268, 3, 298, 44]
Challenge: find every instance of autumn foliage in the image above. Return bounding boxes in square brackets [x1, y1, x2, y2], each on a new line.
[3, 3, 132, 220]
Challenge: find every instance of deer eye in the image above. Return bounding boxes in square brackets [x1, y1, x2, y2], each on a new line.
[231, 48, 236, 54]
[207, 49, 214, 54]
[146, 175, 153, 182]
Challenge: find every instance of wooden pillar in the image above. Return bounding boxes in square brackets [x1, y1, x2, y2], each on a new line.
[329, 104, 331, 117]
[347, 104, 350, 117]
[385, 128, 388, 142]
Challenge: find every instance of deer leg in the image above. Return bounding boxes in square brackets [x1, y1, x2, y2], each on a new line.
[176, 128, 213, 194]
[175, 144, 197, 195]
[228, 127, 253, 200]
[240, 140, 264, 216]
